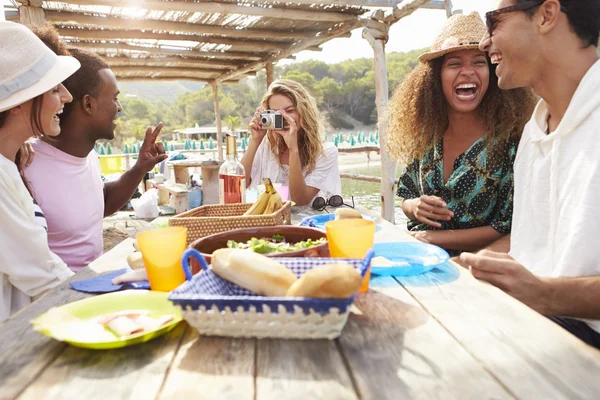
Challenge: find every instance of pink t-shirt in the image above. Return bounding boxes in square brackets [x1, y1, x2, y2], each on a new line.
[24, 140, 104, 272]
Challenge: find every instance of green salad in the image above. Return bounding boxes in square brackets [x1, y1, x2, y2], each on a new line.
[227, 234, 326, 254]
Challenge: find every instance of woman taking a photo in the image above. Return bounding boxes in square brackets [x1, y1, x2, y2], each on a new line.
[0, 22, 79, 320]
[388, 12, 536, 255]
[242, 79, 341, 206]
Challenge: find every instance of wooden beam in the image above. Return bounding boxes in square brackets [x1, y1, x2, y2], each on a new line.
[443, 0, 454, 17]
[386, 0, 433, 23]
[56, 0, 359, 22]
[110, 66, 225, 76]
[44, 11, 318, 40]
[210, 82, 224, 161]
[258, 0, 442, 7]
[215, 19, 363, 83]
[68, 41, 265, 60]
[18, 0, 45, 25]
[55, 28, 293, 51]
[423, 0, 446, 10]
[116, 76, 211, 82]
[265, 62, 274, 89]
[103, 56, 243, 69]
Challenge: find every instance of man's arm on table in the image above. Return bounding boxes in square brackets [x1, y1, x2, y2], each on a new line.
[103, 123, 167, 217]
[460, 251, 600, 319]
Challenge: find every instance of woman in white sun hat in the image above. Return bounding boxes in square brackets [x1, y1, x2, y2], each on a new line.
[387, 12, 537, 256]
[0, 21, 80, 321]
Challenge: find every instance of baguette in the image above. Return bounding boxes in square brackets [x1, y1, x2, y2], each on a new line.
[127, 252, 145, 270]
[210, 249, 297, 296]
[286, 263, 362, 299]
[334, 208, 363, 220]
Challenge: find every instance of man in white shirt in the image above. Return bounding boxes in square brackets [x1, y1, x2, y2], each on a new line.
[460, 0, 600, 348]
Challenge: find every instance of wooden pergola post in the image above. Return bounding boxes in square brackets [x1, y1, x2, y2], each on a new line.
[210, 81, 224, 161]
[265, 62, 274, 89]
[363, 10, 395, 224]
[17, 0, 45, 25]
[443, 0, 454, 18]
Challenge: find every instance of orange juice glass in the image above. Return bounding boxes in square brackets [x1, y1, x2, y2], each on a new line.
[325, 219, 376, 293]
[137, 227, 188, 292]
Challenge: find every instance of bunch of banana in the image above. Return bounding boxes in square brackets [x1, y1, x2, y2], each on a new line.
[243, 178, 284, 215]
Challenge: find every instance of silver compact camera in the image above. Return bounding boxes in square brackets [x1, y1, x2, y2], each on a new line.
[260, 110, 285, 130]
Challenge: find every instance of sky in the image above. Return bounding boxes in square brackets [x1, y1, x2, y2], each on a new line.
[281, 0, 498, 65]
[1, 0, 498, 65]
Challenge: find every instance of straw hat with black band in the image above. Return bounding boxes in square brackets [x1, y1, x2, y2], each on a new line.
[418, 12, 487, 63]
[0, 21, 80, 113]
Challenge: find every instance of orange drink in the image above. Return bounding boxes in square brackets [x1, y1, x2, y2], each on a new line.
[325, 219, 376, 293]
[137, 227, 187, 292]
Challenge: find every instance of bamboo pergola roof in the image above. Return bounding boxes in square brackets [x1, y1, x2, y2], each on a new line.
[7, 0, 379, 83]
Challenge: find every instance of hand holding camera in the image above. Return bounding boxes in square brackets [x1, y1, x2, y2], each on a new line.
[249, 107, 268, 143]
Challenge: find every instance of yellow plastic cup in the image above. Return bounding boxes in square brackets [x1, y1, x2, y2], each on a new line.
[325, 219, 376, 293]
[137, 227, 188, 292]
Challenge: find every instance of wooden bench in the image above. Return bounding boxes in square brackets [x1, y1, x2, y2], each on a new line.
[156, 183, 188, 214]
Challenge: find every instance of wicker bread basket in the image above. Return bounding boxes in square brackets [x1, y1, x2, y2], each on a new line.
[169, 201, 292, 244]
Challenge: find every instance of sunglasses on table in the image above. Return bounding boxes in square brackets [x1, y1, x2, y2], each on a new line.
[311, 195, 355, 212]
[485, 0, 568, 37]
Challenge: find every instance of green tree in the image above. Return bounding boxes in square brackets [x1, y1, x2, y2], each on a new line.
[224, 115, 242, 132]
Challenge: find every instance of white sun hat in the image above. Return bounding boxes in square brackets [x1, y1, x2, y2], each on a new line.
[0, 21, 80, 112]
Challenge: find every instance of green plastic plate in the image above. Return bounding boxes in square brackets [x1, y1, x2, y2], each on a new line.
[32, 290, 182, 350]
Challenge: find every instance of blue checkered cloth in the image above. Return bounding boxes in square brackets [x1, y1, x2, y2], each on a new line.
[169, 250, 373, 315]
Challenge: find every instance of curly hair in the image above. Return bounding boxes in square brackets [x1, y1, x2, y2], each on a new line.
[27, 24, 71, 56]
[386, 57, 537, 166]
[260, 79, 324, 175]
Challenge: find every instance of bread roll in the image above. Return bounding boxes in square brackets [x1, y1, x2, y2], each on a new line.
[286, 263, 362, 299]
[211, 249, 297, 296]
[127, 252, 145, 270]
[334, 208, 363, 220]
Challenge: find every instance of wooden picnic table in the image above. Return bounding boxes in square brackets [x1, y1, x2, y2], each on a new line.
[1, 207, 600, 400]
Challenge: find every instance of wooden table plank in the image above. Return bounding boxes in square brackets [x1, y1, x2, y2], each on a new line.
[401, 268, 600, 399]
[159, 328, 255, 400]
[0, 239, 138, 400]
[256, 339, 358, 400]
[17, 323, 186, 400]
[339, 277, 514, 400]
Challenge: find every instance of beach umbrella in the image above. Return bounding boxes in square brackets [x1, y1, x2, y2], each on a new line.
[209, 138, 214, 149]
[333, 137, 339, 147]
[192, 141, 197, 150]
[184, 139, 190, 150]
[169, 143, 175, 152]
[199, 140, 205, 150]
[350, 135, 356, 147]
[106, 143, 112, 155]
[98, 144, 106, 155]
[241, 138, 247, 151]
[124, 144, 130, 154]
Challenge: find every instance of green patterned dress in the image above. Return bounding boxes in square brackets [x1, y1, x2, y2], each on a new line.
[396, 136, 516, 255]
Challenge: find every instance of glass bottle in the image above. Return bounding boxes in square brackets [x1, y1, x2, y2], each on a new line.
[219, 135, 246, 204]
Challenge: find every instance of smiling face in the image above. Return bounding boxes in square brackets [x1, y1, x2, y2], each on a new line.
[40, 83, 73, 137]
[440, 49, 490, 114]
[480, 0, 542, 89]
[268, 93, 301, 131]
[91, 69, 122, 141]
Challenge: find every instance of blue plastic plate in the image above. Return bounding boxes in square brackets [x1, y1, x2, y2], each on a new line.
[371, 242, 449, 277]
[299, 213, 382, 232]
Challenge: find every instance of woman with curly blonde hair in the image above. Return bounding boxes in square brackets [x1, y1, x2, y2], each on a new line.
[242, 79, 340, 205]
[388, 12, 536, 255]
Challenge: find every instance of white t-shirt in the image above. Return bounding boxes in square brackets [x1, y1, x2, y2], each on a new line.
[24, 140, 105, 272]
[511, 59, 600, 332]
[250, 138, 341, 201]
[0, 153, 73, 321]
